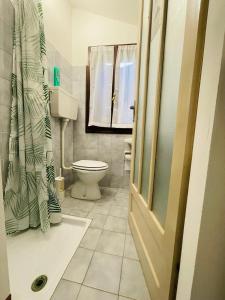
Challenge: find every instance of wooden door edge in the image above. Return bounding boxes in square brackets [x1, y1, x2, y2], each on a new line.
[166, 0, 210, 299]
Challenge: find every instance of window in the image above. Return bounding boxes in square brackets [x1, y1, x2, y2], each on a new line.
[86, 44, 137, 134]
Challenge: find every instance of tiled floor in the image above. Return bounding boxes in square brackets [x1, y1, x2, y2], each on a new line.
[51, 187, 151, 300]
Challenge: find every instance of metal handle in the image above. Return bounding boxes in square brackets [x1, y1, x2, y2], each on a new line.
[130, 104, 135, 122]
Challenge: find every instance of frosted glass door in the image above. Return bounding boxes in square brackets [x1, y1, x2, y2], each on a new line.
[141, 21, 163, 201]
[151, 0, 187, 225]
[129, 0, 207, 298]
[133, 0, 151, 186]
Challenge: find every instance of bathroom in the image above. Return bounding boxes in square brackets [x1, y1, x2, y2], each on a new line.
[1, 0, 225, 300]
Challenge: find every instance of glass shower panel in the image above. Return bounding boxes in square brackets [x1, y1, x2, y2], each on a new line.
[151, 4, 186, 225]
[141, 30, 162, 201]
[134, 0, 151, 186]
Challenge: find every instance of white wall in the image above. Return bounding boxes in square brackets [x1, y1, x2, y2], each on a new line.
[71, 0, 139, 25]
[176, 1, 225, 299]
[43, 0, 72, 64]
[0, 161, 10, 300]
[72, 8, 138, 65]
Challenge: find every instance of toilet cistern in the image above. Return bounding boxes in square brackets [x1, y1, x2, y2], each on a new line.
[49, 86, 78, 171]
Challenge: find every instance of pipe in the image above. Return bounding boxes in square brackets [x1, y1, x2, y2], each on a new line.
[61, 118, 72, 170]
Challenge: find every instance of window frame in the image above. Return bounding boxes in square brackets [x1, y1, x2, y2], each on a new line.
[85, 43, 137, 134]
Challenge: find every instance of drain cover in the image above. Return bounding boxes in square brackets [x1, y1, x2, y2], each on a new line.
[31, 275, 48, 292]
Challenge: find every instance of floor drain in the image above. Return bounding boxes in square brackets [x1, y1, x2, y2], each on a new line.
[31, 275, 48, 292]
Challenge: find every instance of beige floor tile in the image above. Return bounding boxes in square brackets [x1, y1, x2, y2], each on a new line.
[63, 248, 93, 283]
[101, 187, 118, 198]
[61, 197, 77, 209]
[126, 223, 131, 234]
[96, 230, 125, 256]
[51, 279, 80, 300]
[113, 197, 129, 208]
[62, 207, 89, 218]
[84, 252, 122, 294]
[88, 212, 107, 229]
[91, 203, 111, 215]
[124, 234, 139, 260]
[62, 196, 96, 212]
[98, 193, 115, 202]
[71, 198, 96, 212]
[61, 189, 149, 300]
[116, 188, 129, 196]
[104, 216, 127, 233]
[77, 286, 117, 300]
[95, 201, 113, 210]
[116, 195, 129, 201]
[97, 198, 114, 207]
[119, 258, 151, 300]
[80, 228, 102, 250]
[114, 192, 129, 200]
[109, 206, 128, 219]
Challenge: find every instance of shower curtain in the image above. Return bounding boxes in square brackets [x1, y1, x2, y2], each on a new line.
[4, 0, 61, 234]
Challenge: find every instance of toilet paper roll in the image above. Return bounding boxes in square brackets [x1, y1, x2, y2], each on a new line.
[124, 153, 131, 171]
[55, 176, 65, 203]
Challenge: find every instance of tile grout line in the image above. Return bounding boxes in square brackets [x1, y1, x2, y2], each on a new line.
[78, 246, 139, 262]
[80, 204, 124, 297]
[79, 226, 103, 286]
[74, 244, 96, 300]
[117, 225, 127, 298]
[58, 187, 132, 299]
[82, 283, 120, 297]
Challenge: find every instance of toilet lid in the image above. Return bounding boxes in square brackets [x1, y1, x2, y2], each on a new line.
[72, 160, 108, 171]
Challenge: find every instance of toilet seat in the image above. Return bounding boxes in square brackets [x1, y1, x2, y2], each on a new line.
[72, 160, 108, 171]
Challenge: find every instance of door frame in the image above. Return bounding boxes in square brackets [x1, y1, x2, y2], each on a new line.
[129, 0, 209, 299]
[177, 1, 225, 298]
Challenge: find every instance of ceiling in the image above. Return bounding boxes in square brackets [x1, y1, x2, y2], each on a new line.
[71, 0, 139, 25]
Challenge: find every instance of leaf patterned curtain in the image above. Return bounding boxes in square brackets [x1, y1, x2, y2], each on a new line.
[4, 0, 61, 234]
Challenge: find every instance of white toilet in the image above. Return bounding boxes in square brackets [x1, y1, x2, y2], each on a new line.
[71, 160, 109, 200]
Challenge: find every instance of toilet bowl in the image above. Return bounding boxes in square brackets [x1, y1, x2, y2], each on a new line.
[71, 160, 109, 200]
